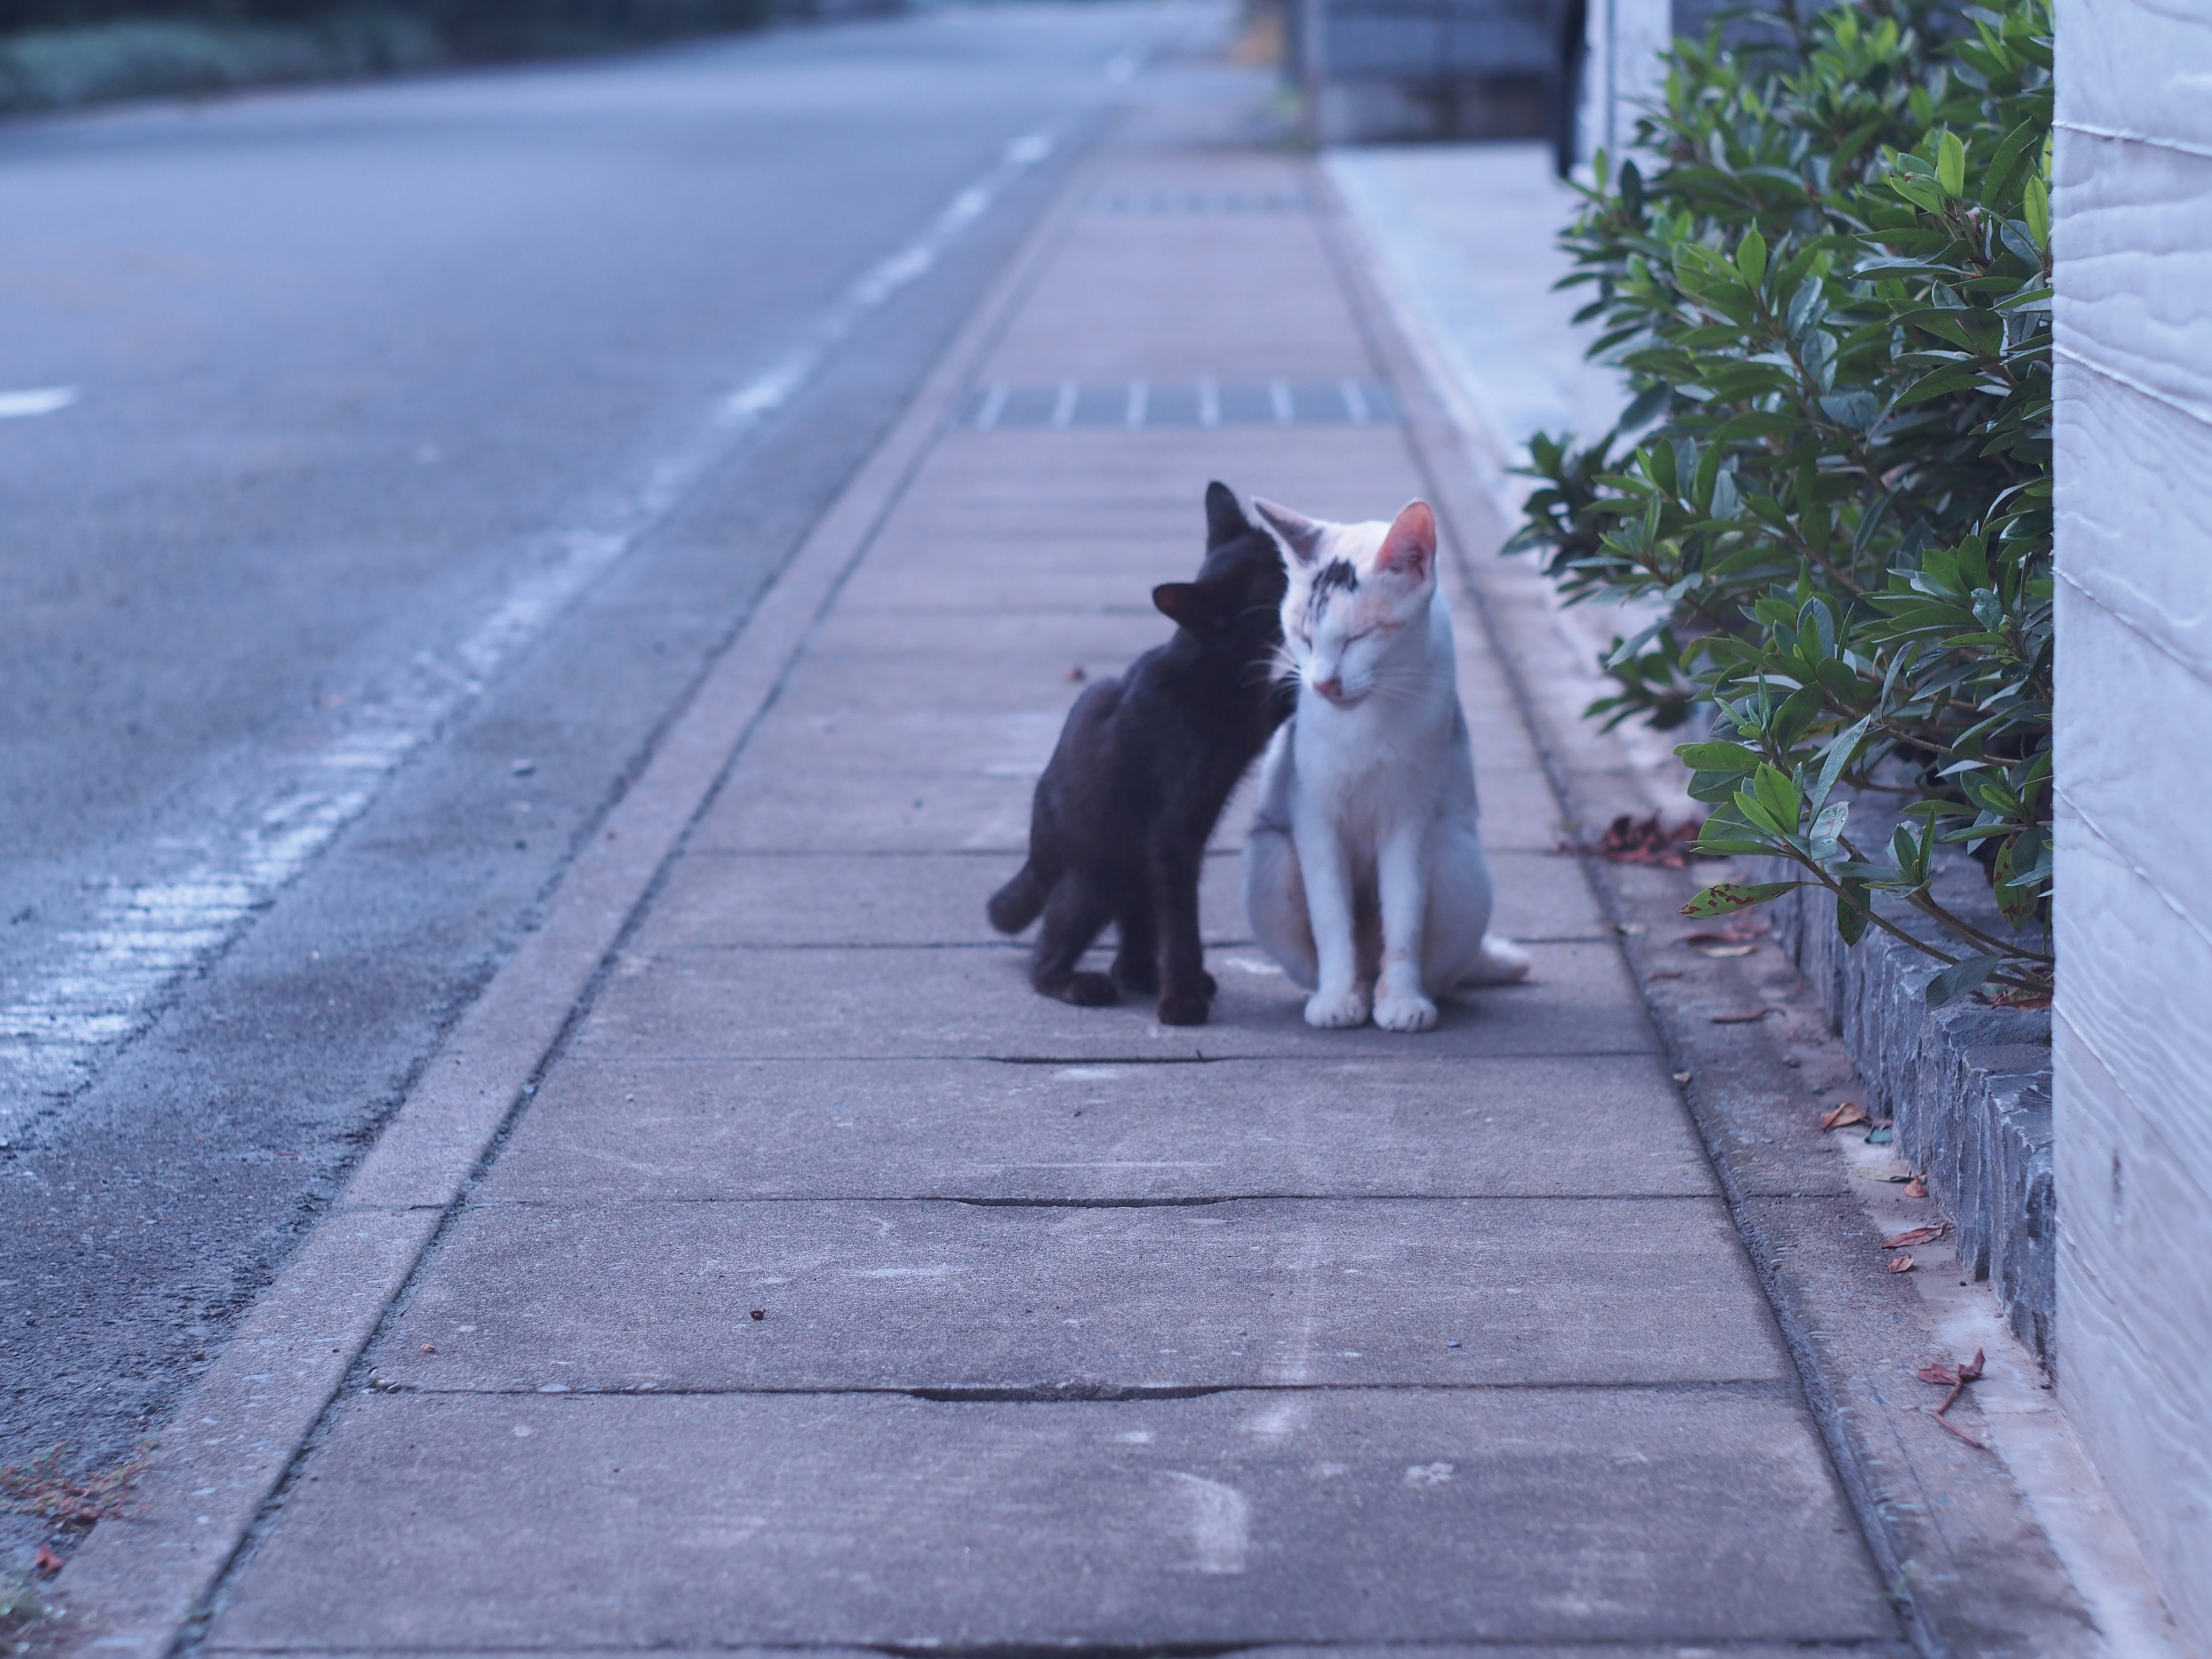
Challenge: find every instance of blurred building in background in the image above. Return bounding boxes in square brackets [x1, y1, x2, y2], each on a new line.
[1285, 0, 1581, 151]
[1279, 0, 1771, 169]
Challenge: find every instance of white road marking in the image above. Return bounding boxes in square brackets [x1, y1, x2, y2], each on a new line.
[0, 385, 75, 418]
[0, 129, 1062, 1134]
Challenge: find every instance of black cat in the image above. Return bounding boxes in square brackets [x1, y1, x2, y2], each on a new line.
[987, 482, 1290, 1025]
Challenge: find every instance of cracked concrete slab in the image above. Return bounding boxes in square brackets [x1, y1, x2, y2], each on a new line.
[481, 1053, 1718, 1202]
[205, 1389, 1892, 1653]
[368, 1196, 1786, 1392]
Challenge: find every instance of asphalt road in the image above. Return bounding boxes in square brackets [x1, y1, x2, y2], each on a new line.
[0, 0, 1178, 1532]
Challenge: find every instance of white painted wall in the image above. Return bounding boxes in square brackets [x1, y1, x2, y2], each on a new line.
[2052, 1, 2212, 1648]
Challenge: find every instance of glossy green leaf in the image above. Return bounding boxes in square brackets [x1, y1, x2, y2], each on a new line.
[1808, 800, 1850, 861]
[1736, 228, 1768, 287]
[1926, 955, 2001, 1007]
[1937, 130, 1967, 198]
[1836, 880, 1872, 944]
[1675, 741, 1762, 774]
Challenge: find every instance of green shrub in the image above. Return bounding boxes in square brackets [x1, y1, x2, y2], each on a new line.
[0, 10, 442, 107]
[0, 0, 775, 98]
[1508, 0, 2053, 1003]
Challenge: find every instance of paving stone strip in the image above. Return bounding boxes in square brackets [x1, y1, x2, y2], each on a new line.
[53, 49, 1942, 1659]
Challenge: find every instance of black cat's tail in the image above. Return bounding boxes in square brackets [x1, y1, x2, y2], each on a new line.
[987, 862, 1046, 934]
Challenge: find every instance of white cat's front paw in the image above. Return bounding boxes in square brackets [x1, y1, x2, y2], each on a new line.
[1304, 986, 1370, 1029]
[1373, 992, 1438, 1032]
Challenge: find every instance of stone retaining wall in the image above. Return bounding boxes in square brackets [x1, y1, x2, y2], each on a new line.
[1752, 847, 2056, 1368]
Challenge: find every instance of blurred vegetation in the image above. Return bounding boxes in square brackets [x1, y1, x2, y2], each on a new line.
[1507, 0, 2054, 1003]
[0, 0, 777, 109]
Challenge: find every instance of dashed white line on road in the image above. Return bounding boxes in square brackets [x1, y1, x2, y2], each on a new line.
[0, 129, 1063, 1136]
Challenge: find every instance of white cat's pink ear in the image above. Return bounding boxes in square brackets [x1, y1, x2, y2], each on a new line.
[1376, 501, 1437, 582]
[1253, 499, 1325, 565]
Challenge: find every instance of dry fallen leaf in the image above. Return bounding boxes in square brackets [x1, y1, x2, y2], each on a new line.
[1883, 1223, 1950, 1249]
[1904, 1176, 1928, 1198]
[1711, 1008, 1778, 1024]
[34, 1544, 65, 1575]
[1919, 1349, 1987, 1406]
[1682, 922, 1770, 956]
[1823, 1101, 1870, 1131]
[750, 1309, 767, 1320]
[1888, 1255, 1915, 1273]
[419, 1343, 436, 1354]
[1574, 812, 1717, 869]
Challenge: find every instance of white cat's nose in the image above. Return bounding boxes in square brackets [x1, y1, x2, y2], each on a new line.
[1312, 676, 1346, 703]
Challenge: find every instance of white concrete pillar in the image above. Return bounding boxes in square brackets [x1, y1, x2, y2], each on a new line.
[2052, 1, 2212, 1646]
[1577, 0, 1673, 173]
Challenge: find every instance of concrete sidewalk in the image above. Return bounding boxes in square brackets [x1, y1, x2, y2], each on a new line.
[62, 41, 1912, 1658]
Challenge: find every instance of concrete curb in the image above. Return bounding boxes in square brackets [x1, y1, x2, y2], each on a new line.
[1316, 168, 2183, 1659]
[44, 113, 1101, 1659]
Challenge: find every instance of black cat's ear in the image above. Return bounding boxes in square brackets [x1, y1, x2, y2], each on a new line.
[1253, 499, 1324, 565]
[1153, 581, 1219, 631]
[1203, 481, 1251, 547]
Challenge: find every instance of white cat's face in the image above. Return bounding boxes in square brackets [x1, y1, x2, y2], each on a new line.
[1254, 499, 1438, 707]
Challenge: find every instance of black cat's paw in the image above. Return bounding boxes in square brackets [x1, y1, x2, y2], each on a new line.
[1059, 971, 1120, 1007]
[1156, 989, 1211, 1027]
[1111, 955, 1160, 995]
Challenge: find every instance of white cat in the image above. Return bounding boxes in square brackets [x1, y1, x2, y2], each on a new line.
[1242, 498, 1530, 1031]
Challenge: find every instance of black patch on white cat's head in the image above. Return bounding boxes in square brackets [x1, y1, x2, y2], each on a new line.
[1304, 557, 1358, 632]
[1313, 558, 1358, 599]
